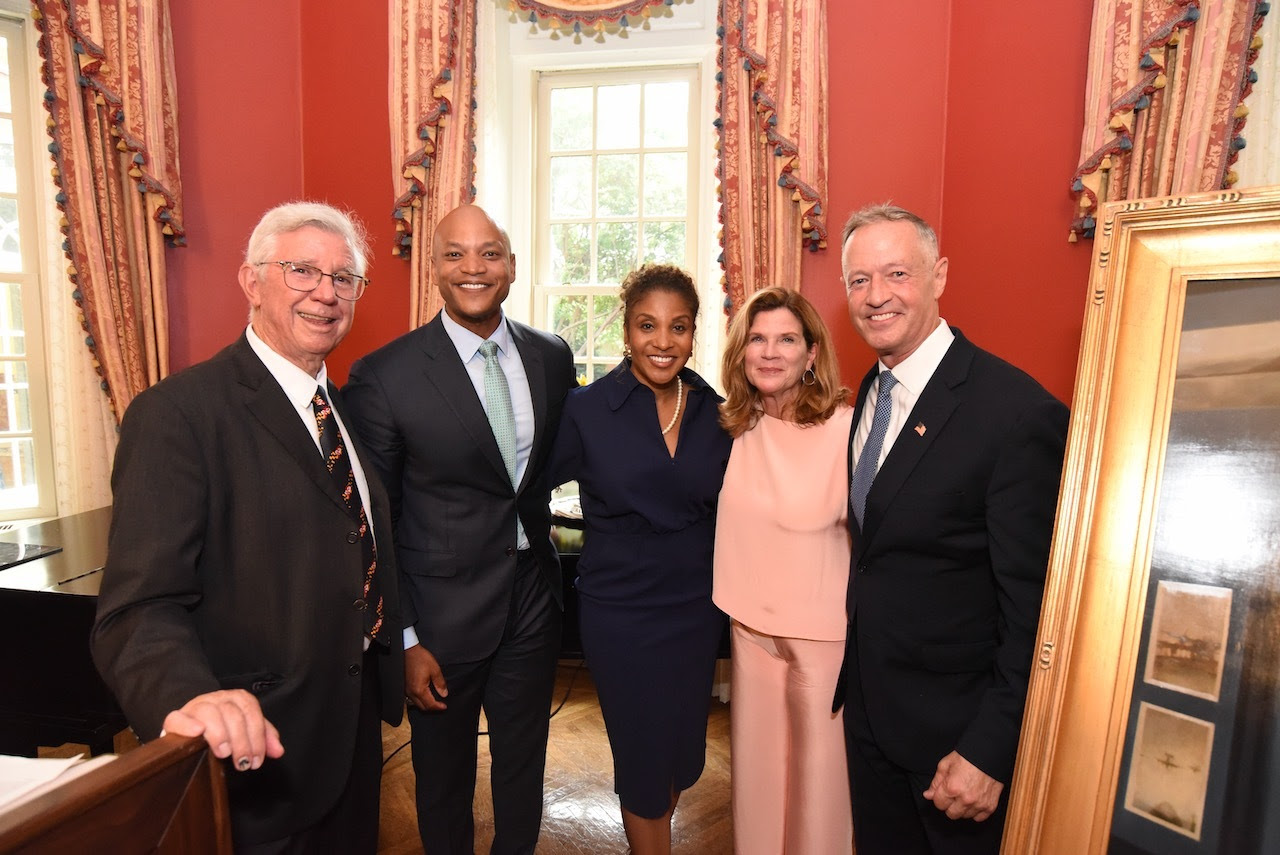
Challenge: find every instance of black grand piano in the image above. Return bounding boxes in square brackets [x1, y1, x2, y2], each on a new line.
[0, 507, 125, 756]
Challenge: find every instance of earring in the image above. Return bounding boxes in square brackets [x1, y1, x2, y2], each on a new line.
[802, 367, 817, 386]
[623, 344, 632, 360]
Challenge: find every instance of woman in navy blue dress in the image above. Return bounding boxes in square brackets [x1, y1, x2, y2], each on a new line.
[550, 264, 731, 855]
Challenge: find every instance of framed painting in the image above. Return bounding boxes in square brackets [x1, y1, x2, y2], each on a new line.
[1002, 185, 1280, 855]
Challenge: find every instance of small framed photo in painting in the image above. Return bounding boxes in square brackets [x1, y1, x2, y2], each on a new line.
[1142, 582, 1232, 701]
[1122, 702, 1215, 840]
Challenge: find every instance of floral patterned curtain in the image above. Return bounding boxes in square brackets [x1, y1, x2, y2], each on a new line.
[34, 0, 183, 421]
[391, 0, 479, 327]
[718, 0, 828, 318]
[1070, 0, 1269, 239]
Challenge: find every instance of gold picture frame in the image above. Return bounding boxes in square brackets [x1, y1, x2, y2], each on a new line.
[1003, 185, 1280, 854]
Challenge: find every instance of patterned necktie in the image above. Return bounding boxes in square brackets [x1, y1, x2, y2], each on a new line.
[479, 340, 518, 486]
[850, 370, 899, 527]
[313, 386, 385, 645]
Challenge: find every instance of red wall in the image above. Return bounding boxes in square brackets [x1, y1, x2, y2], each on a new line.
[804, 0, 952, 395]
[299, 2, 410, 383]
[167, 2, 1095, 400]
[938, 0, 1095, 403]
[808, 0, 1095, 404]
[165, 0, 305, 371]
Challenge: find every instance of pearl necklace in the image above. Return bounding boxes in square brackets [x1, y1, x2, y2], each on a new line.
[661, 377, 684, 435]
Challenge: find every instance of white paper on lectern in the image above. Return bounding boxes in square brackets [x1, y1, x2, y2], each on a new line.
[0, 753, 116, 814]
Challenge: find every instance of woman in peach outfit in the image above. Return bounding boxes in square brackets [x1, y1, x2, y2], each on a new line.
[713, 287, 854, 855]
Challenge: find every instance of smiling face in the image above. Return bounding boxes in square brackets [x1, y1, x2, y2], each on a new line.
[744, 307, 817, 420]
[432, 205, 515, 338]
[239, 225, 355, 377]
[841, 219, 947, 368]
[624, 288, 695, 392]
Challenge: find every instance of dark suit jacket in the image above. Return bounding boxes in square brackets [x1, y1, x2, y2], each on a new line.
[91, 334, 405, 845]
[342, 314, 577, 665]
[842, 328, 1068, 785]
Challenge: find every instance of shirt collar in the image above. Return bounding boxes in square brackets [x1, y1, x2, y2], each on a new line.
[602, 359, 712, 412]
[440, 308, 514, 362]
[876, 318, 954, 395]
[246, 324, 329, 411]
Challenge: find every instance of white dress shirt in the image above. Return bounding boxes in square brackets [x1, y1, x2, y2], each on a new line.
[439, 309, 535, 550]
[851, 319, 955, 473]
[246, 324, 380, 649]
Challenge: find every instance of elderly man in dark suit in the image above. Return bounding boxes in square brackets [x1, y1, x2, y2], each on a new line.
[835, 203, 1069, 854]
[91, 202, 404, 853]
[343, 204, 577, 855]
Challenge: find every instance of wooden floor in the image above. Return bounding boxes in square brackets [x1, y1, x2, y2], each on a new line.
[377, 660, 733, 854]
[44, 660, 732, 853]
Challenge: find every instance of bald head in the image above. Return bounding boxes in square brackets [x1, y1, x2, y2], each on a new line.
[431, 204, 516, 337]
[432, 205, 512, 258]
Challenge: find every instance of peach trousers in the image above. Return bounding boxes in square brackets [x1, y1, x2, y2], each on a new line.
[730, 620, 853, 855]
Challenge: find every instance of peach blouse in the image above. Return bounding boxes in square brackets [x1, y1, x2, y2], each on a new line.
[713, 406, 854, 641]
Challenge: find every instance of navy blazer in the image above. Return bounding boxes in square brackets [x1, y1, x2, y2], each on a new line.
[92, 334, 405, 844]
[343, 314, 577, 665]
[841, 328, 1068, 784]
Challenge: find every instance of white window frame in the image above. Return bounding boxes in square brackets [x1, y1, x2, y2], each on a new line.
[533, 64, 701, 383]
[0, 10, 56, 520]
[479, 1, 723, 385]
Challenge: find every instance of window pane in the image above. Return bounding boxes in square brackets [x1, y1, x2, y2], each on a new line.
[596, 154, 638, 217]
[591, 295, 624, 358]
[0, 36, 11, 114]
[643, 221, 686, 266]
[0, 196, 20, 274]
[548, 294, 590, 356]
[0, 282, 24, 357]
[0, 119, 15, 194]
[549, 156, 592, 218]
[596, 84, 640, 150]
[592, 362, 613, 382]
[0, 436, 37, 509]
[643, 153, 687, 217]
[596, 221, 638, 285]
[644, 81, 688, 147]
[549, 223, 590, 285]
[0, 359, 29, 432]
[549, 86, 593, 151]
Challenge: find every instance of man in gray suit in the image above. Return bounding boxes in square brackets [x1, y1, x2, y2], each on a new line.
[344, 204, 577, 855]
[92, 202, 404, 853]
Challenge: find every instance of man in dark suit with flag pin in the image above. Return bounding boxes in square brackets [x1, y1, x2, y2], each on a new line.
[835, 203, 1070, 854]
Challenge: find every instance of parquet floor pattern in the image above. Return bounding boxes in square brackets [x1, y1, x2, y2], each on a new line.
[377, 660, 734, 854]
[41, 661, 732, 853]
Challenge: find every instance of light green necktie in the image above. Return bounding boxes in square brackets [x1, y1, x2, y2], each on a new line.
[479, 340, 518, 486]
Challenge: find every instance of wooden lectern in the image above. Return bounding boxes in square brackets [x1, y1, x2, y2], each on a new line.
[0, 735, 231, 854]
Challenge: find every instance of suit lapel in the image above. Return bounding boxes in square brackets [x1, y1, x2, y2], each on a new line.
[857, 334, 975, 554]
[418, 316, 512, 485]
[511, 322, 546, 494]
[231, 338, 351, 517]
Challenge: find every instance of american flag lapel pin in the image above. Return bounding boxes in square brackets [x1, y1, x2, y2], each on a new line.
[914, 422, 926, 436]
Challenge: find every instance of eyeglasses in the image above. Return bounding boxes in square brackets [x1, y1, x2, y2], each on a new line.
[259, 260, 369, 301]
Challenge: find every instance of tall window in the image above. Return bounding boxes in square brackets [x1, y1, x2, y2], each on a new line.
[533, 66, 700, 383]
[0, 13, 56, 519]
